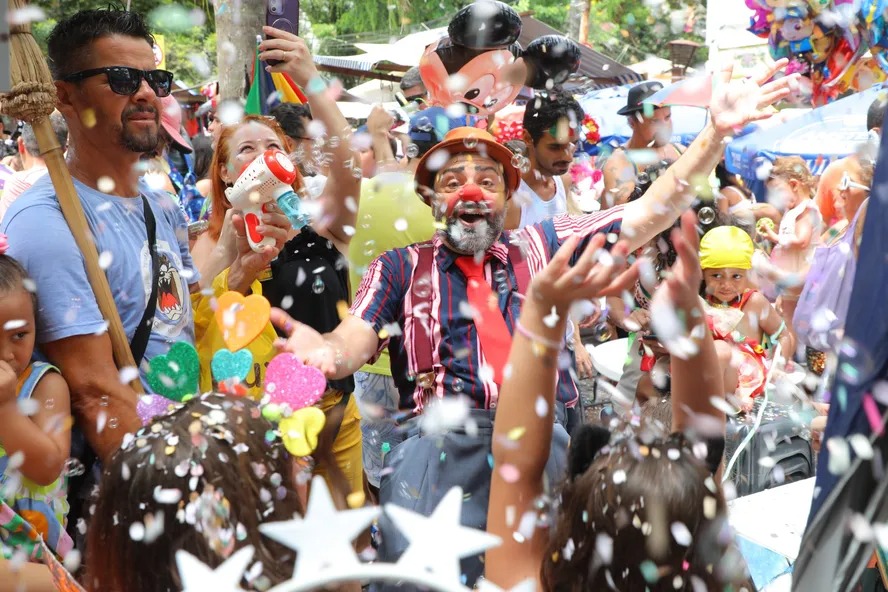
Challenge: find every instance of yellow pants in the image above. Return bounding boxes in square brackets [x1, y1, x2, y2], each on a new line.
[312, 391, 364, 497]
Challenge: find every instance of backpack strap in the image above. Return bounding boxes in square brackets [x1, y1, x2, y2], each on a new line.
[410, 244, 437, 387]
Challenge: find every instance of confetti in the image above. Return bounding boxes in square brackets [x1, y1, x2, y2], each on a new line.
[498, 464, 520, 483]
[862, 392, 884, 436]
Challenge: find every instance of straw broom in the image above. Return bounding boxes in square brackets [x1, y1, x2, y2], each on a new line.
[1, 0, 142, 393]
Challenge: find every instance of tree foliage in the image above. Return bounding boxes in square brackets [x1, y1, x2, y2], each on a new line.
[30, 0, 217, 86]
[586, 0, 707, 64]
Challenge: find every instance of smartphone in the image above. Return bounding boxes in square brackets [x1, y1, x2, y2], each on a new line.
[395, 91, 409, 108]
[265, 0, 300, 66]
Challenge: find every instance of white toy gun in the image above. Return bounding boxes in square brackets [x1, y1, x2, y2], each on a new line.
[224, 148, 310, 251]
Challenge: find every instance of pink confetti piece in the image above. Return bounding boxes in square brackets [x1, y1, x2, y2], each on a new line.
[863, 393, 884, 436]
[498, 463, 520, 484]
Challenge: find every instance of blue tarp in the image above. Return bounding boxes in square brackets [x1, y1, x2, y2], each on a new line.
[577, 85, 709, 156]
[725, 84, 888, 184]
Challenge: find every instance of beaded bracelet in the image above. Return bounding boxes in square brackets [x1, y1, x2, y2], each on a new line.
[515, 320, 563, 352]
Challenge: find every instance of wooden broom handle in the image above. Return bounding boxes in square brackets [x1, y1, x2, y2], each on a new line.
[33, 121, 143, 393]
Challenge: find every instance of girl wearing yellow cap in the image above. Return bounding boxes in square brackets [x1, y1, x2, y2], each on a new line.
[700, 226, 794, 411]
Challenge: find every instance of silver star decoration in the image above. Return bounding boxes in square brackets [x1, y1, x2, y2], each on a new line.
[259, 476, 381, 577]
[175, 545, 254, 592]
[386, 486, 502, 583]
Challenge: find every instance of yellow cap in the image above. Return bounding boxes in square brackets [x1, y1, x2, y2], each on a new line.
[699, 226, 755, 270]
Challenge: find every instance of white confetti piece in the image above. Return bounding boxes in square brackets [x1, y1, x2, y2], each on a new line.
[849, 434, 874, 460]
[826, 437, 851, 475]
[671, 522, 692, 546]
[17, 398, 39, 417]
[535, 396, 548, 417]
[3, 319, 26, 331]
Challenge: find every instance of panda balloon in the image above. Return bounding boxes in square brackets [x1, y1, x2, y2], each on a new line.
[418, 0, 581, 118]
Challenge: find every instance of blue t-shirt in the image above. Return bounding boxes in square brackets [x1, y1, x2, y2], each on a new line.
[0, 175, 199, 391]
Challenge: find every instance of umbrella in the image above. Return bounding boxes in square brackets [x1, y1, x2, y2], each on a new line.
[725, 83, 888, 182]
[791, 131, 888, 591]
[577, 84, 708, 156]
[0, 0, 139, 390]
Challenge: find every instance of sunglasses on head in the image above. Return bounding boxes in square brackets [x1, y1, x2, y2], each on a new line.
[838, 171, 870, 192]
[62, 66, 174, 98]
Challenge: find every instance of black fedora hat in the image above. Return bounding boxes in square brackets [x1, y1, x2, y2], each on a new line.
[617, 81, 665, 116]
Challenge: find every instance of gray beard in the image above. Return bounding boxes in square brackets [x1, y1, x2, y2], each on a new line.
[441, 209, 506, 255]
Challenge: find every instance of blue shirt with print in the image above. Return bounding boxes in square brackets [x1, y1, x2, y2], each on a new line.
[0, 175, 200, 392]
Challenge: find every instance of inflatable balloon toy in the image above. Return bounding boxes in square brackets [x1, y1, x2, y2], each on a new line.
[418, 0, 580, 118]
[861, 0, 888, 73]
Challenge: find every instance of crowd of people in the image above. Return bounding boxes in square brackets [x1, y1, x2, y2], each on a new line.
[0, 5, 880, 592]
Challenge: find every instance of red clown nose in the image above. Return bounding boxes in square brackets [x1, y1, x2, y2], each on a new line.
[458, 183, 485, 203]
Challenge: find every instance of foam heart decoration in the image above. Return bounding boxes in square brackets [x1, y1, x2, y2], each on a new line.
[264, 353, 327, 411]
[214, 291, 271, 352]
[146, 342, 199, 402]
[211, 349, 254, 383]
[279, 407, 326, 457]
[137, 394, 175, 425]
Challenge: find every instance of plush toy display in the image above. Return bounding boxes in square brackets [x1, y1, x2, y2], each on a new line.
[419, 0, 580, 117]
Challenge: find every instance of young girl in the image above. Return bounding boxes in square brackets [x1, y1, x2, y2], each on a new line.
[86, 394, 303, 591]
[484, 212, 752, 591]
[0, 234, 72, 562]
[761, 157, 822, 346]
[699, 225, 793, 411]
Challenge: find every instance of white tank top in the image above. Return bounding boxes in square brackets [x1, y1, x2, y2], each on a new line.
[515, 176, 575, 345]
[517, 176, 568, 229]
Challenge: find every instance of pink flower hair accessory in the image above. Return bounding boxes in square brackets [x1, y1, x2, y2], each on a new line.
[0, 233, 8, 256]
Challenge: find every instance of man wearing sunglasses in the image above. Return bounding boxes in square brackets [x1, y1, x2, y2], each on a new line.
[815, 95, 886, 225]
[399, 66, 428, 111]
[0, 8, 291, 465]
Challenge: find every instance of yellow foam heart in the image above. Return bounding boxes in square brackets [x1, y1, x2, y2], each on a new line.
[215, 291, 271, 352]
[279, 407, 326, 457]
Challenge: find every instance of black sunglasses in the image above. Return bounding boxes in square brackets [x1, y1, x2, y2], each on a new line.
[62, 66, 174, 98]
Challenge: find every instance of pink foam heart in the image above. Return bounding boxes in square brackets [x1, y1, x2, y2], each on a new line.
[264, 353, 327, 411]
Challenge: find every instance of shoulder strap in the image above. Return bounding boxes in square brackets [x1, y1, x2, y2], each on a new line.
[131, 197, 160, 366]
[15, 362, 57, 401]
[411, 244, 436, 376]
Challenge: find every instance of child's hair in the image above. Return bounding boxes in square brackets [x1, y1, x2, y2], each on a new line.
[768, 156, 814, 194]
[542, 429, 750, 591]
[0, 253, 37, 311]
[85, 394, 303, 591]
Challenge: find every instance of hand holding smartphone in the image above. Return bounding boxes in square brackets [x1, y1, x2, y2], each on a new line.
[265, 0, 300, 66]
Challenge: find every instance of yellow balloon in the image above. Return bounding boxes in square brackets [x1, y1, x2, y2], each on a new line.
[279, 407, 327, 457]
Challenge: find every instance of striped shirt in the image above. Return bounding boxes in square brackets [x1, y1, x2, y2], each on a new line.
[350, 206, 625, 411]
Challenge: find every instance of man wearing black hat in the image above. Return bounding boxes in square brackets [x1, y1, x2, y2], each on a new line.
[602, 81, 686, 207]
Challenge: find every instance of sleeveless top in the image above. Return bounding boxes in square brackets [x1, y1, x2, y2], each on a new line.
[771, 198, 822, 275]
[0, 362, 72, 561]
[516, 177, 568, 229]
[261, 227, 355, 394]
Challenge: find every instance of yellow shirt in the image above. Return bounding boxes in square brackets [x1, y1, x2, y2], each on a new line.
[192, 268, 277, 399]
[347, 171, 437, 376]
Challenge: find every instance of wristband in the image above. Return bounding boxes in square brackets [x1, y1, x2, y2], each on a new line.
[305, 75, 327, 96]
[515, 320, 563, 352]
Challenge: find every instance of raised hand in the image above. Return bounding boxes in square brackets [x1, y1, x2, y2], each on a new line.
[259, 27, 321, 89]
[528, 233, 639, 313]
[226, 204, 291, 294]
[710, 58, 799, 136]
[649, 210, 704, 355]
[270, 308, 339, 377]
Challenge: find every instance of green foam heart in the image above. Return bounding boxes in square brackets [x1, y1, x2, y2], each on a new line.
[147, 342, 200, 402]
